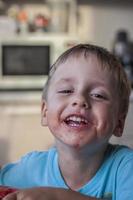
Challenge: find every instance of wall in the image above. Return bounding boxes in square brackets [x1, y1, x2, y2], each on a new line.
[77, 3, 133, 49]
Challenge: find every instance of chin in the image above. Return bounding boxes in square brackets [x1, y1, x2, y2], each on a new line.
[63, 139, 88, 149]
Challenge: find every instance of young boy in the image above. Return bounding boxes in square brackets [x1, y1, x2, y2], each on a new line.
[0, 44, 133, 200]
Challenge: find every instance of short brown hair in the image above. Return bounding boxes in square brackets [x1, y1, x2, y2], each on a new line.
[42, 43, 131, 116]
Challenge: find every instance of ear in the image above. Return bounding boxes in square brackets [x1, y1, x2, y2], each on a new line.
[113, 114, 126, 137]
[41, 100, 48, 126]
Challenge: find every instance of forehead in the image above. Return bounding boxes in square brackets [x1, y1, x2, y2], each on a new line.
[50, 54, 114, 85]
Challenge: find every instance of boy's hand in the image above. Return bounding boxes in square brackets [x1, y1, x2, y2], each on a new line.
[2, 187, 102, 200]
[3, 187, 55, 200]
[0, 186, 17, 199]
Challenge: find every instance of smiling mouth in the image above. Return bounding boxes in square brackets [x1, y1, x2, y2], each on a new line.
[64, 115, 89, 127]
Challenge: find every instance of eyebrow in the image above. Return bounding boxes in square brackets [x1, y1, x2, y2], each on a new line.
[55, 78, 74, 85]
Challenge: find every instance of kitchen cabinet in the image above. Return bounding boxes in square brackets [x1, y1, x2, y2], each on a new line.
[0, 96, 54, 165]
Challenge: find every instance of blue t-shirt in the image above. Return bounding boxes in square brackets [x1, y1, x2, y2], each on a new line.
[0, 144, 133, 200]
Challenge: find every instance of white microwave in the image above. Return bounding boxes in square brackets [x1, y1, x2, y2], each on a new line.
[0, 36, 56, 91]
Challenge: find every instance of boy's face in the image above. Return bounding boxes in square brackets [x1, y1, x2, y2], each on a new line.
[42, 54, 124, 150]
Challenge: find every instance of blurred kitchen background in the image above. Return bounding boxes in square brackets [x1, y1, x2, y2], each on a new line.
[0, 0, 133, 165]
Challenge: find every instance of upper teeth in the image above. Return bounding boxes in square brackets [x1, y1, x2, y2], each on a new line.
[66, 116, 88, 124]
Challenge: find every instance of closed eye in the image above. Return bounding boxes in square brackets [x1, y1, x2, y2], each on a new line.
[90, 93, 107, 100]
[58, 90, 73, 94]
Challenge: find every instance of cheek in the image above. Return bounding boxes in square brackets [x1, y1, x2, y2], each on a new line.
[47, 118, 60, 139]
[47, 95, 66, 113]
[46, 106, 63, 133]
[95, 106, 117, 134]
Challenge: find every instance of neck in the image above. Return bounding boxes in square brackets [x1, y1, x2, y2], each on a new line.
[56, 142, 108, 190]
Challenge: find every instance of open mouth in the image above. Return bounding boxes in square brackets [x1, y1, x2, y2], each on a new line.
[64, 115, 89, 127]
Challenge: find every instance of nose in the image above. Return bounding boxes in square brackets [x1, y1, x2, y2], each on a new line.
[71, 94, 90, 109]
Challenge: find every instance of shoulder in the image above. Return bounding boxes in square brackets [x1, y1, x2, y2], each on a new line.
[20, 147, 57, 164]
[0, 147, 58, 187]
[0, 147, 58, 170]
[105, 143, 133, 170]
[107, 143, 133, 158]
[107, 145, 133, 199]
